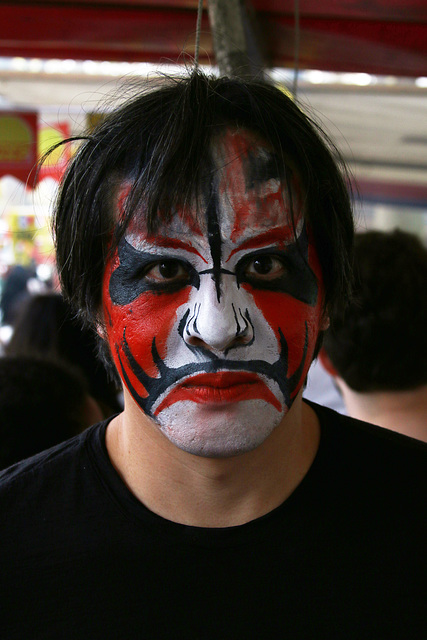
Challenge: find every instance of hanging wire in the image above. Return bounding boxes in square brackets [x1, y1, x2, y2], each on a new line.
[194, 0, 204, 68]
[292, 0, 300, 98]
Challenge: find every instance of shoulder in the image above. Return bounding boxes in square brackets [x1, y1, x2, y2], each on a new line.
[306, 400, 426, 496]
[308, 399, 426, 453]
[0, 421, 108, 505]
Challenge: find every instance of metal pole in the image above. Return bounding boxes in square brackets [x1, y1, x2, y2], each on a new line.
[207, 0, 265, 79]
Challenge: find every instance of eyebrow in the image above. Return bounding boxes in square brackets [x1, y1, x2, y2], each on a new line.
[134, 235, 208, 263]
[226, 226, 300, 262]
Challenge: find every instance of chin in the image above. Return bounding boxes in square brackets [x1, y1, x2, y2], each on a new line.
[155, 399, 286, 458]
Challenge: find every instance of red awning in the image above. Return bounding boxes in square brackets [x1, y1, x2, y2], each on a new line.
[1, 0, 426, 77]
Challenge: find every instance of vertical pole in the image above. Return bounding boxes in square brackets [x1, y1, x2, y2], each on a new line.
[207, 0, 265, 79]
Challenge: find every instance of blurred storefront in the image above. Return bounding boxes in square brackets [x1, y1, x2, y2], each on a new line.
[0, 114, 74, 292]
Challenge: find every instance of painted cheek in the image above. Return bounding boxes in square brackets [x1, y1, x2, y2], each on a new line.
[102, 258, 191, 397]
[248, 287, 320, 371]
[244, 246, 324, 397]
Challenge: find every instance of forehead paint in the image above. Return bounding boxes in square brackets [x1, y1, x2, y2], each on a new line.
[212, 129, 303, 245]
[129, 235, 208, 262]
[202, 129, 304, 304]
[226, 226, 302, 261]
[125, 191, 206, 243]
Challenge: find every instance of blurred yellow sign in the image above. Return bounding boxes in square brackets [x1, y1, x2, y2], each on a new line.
[0, 112, 37, 182]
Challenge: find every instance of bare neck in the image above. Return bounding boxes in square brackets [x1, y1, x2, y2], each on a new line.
[105, 391, 320, 528]
[337, 379, 427, 442]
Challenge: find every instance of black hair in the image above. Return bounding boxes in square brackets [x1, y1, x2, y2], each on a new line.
[52, 70, 354, 328]
[323, 229, 427, 392]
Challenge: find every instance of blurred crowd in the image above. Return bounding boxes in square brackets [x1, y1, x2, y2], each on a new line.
[0, 263, 123, 469]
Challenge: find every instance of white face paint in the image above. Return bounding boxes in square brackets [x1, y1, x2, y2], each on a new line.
[103, 128, 325, 457]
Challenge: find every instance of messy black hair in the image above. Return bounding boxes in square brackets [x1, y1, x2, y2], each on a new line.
[53, 69, 354, 327]
[323, 229, 427, 392]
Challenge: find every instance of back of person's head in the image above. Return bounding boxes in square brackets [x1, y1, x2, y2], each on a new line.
[6, 292, 70, 356]
[0, 356, 103, 469]
[323, 229, 427, 392]
[6, 292, 122, 416]
[0, 264, 35, 326]
[52, 70, 354, 332]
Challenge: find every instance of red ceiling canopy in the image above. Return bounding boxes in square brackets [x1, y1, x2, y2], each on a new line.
[1, 0, 427, 76]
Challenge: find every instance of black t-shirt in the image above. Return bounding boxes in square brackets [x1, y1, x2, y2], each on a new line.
[0, 401, 425, 639]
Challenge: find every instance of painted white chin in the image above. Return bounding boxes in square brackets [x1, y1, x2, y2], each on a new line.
[155, 399, 286, 458]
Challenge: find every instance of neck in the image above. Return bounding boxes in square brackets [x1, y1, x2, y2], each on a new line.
[106, 390, 320, 528]
[337, 380, 427, 442]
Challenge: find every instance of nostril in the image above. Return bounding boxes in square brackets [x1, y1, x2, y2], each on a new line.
[185, 335, 206, 348]
[236, 332, 251, 345]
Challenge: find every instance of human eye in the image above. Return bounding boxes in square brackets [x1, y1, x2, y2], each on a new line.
[142, 259, 190, 284]
[243, 254, 287, 282]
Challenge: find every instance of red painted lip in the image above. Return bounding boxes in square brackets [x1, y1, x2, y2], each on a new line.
[153, 371, 282, 415]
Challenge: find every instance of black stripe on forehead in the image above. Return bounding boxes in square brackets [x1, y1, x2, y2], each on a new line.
[205, 187, 222, 303]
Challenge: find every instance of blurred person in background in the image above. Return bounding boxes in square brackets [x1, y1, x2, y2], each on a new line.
[0, 263, 50, 351]
[0, 264, 35, 326]
[5, 292, 123, 418]
[321, 229, 427, 442]
[0, 356, 103, 469]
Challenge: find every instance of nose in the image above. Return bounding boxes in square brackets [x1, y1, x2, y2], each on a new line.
[183, 275, 254, 353]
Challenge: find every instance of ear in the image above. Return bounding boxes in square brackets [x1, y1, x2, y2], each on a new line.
[318, 347, 339, 378]
[95, 326, 107, 342]
[319, 311, 330, 332]
[94, 314, 108, 342]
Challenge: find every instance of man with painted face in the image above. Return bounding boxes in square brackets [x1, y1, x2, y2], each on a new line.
[1, 72, 425, 639]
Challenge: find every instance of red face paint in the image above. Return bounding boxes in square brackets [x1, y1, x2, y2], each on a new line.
[102, 127, 325, 458]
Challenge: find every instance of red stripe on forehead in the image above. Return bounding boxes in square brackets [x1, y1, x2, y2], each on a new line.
[226, 226, 300, 262]
[117, 183, 132, 221]
[222, 128, 253, 156]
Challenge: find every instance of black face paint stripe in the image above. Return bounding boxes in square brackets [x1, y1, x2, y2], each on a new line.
[235, 225, 318, 305]
[109, 239, 200, 305]
[192, 303, 201, 334]
[232, 303, 241, 334]
[117, 322, 309, 417]
[223, 308, 256, 356]
[205, 188, 223, 303]
[199, 268, 235, 276]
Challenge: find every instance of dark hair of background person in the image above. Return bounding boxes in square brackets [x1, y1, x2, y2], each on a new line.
[51, 70, 354, 332]
[6, 293, 122, 415]
[0, 264, 35, 326]
[323, 229, 427, 392]
[0, 357, 96, 469]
